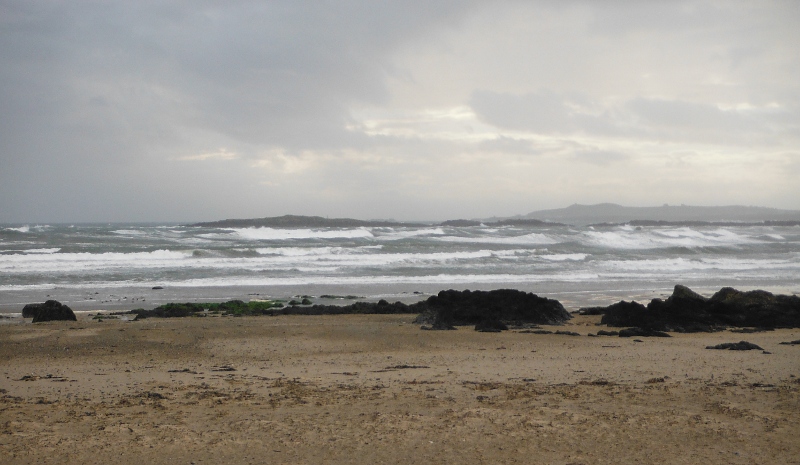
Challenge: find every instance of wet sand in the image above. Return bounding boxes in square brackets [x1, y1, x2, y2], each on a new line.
[1, 313, 799, 464]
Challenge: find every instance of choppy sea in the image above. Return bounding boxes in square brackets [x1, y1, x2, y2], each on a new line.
[2, 222, 799, 314]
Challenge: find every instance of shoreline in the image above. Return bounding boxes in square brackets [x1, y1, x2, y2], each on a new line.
[3, 281, 799, 315]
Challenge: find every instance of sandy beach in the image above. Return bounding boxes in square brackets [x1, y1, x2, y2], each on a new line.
[2, 313, 799, 464]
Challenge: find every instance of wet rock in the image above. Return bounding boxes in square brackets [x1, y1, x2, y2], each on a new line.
[706, 341, 763, 351]
[415, 289, 570, 329]
[730, 328, 773, 333]
[707, 287, 800, 328]
[24, 300, 77, 323]
[554, 330, 581, 336]
[595, 330, 619, 336]
[130, 302, 205, 318]
[597, 301, 648, 328]
[283, 300, 412, 316]
[577, 306, 607, 315]
[779, 339, 800, 345]
[618, 327, 671, 338]
[672, 284, 708, 301]
[599, 285, 800, 332]
[475, 319, 509, 332]
[21, 303, 40, 318]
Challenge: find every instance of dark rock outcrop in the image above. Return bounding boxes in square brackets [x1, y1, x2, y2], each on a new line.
[474, 319, 508, 332]
[706, 287, 800, 328]
[595, 330, 619, 336]
[415, 289, 571, 330]
[130, 302, 206, 318]
[599, 285, 800, 332]
[21, 303, 40, 318]
[706, 341, 763, 351]
[128, 299, 413, 319]
[24, 300, 77, 323]
[596, 301, 648, 327]
[617, 327, 671, 338]
[577, 306, 607, 315]
[554, 330, 581, 336]
[275, 299, 413, 316]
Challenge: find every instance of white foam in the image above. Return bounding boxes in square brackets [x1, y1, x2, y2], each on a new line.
[22, 248, 61, 254]
[601, 257, 800, 272]
[226, 227, 375, 240]
[112, 229, 149, 236]
[248, 249, 497, 268]
[372, 228, 446, 240]
[0, 249, 193, 273]
[540, 253, 588, 261]
[0, 246, 505, 274]
[254, 245, 381, 256]
[436, 232, 558, 245]
[4, 226, 30, 233]
[582, 227, 761, 249]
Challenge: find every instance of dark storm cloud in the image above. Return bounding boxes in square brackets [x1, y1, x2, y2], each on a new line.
[0, 1, 476, 221]
[1, 1, 474, 149]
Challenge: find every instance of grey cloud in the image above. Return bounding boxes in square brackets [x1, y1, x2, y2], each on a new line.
[586, 0, 726, 35]
[470, 89, 625, 137]
[0, 1, 478, 221]
[627, 98, 800, 145]
[628, 98, 748, 132]
[477, 136, 544, 156]
[470, 89, 799, 146]
[470, 89, 569, 132]
[574, 149, 629, 166]
[1, 1, 477, 153]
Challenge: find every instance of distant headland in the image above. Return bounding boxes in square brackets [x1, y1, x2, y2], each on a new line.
[516, 203, 800, 226]
[189, 203, 800, 228]
[189, 204, 800, 228]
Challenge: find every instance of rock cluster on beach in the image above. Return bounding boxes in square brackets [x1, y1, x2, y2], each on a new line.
[21, 300, 77, 323]
[125, 298, 414, 319]
[590, 284, 800, 332]
[120, 289, 572, 332]
[27, 285, 799, 338]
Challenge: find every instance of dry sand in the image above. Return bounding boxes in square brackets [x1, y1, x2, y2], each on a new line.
[1, 313, 799, 464]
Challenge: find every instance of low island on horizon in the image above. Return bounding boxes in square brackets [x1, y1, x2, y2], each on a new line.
[189, 203, 800, 228]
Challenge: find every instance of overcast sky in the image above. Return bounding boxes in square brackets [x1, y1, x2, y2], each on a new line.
[1, 1, 798, 222]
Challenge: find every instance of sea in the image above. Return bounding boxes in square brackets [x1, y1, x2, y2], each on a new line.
[1, 222, 799, 315]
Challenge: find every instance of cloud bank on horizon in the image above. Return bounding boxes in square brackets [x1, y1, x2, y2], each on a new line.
[1, 0, 798, 222]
